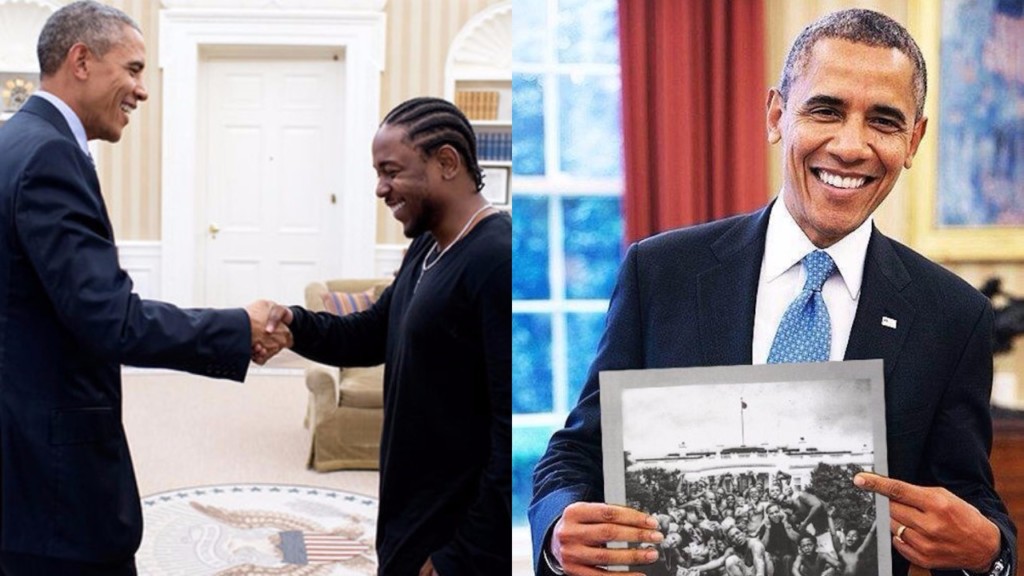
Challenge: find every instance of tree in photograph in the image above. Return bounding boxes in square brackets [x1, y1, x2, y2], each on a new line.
[805, 463, 875, 531]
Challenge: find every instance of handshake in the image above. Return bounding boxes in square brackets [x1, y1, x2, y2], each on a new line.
[245, 300, 297, 365]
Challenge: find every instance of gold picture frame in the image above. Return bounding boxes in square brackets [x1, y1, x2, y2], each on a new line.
[907, 0, 1024, 261]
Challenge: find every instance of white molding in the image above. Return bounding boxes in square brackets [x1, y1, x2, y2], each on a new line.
[159, 7, 385, 306]
[444, 1, 511, 101]
[161, 0, 386, 9]
[118, 240, 162, 300]
[374, 242, 407, 278]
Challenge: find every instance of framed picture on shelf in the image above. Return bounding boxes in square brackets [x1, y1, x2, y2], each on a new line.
[480, 163, 510, 206]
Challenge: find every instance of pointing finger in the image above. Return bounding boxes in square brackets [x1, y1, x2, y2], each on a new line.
[854, 472, 927, 512]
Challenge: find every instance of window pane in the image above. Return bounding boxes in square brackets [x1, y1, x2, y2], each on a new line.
[513, 0, 546, 64]
[512, 195, 551, 299]
[512, 424, 557, 526]
[512, 74, 545, 176]
[563, 196, 623, 299]
[559, 74, 622, 177]
[512, 312, 553, 413]
[557, 0, 619, 64]
[566, 312, 606, 405]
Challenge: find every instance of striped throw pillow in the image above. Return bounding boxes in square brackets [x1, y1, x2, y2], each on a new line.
[321, 288, 376, 316]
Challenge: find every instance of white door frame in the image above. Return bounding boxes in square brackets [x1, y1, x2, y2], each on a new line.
[159, 7, 385, 306]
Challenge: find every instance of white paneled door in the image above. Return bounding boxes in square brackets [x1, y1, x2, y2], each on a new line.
[200, 52, 347, 308]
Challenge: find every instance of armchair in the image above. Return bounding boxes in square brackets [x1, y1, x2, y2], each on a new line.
[303, 278, 391, 471]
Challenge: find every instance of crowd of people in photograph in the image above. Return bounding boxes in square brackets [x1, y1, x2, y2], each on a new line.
[626, 467, 877, 576]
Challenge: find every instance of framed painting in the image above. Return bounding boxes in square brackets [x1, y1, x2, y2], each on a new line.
[907, 0, 1024, 261]
[600, 361, 891, 576]
[481, 162, 511, 206]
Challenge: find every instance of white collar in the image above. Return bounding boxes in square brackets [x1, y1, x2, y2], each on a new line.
[762, 190, 873, 300]
[33, 90, 90, 156]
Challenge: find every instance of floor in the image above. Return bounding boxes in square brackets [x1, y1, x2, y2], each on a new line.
[122, 350, 379, 499]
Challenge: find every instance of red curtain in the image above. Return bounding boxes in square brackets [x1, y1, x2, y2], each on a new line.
[619, 0, 768, 243]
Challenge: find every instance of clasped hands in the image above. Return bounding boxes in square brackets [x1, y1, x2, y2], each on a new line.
[245, 301, 295, 364]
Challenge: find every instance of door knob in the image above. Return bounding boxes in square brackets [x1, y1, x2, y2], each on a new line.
[208, 223, 220, 238]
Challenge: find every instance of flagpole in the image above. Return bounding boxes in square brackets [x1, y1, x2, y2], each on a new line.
[741, 397, 745, 446]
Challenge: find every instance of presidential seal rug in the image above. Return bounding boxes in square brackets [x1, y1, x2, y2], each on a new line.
[137, 483, 378, 575]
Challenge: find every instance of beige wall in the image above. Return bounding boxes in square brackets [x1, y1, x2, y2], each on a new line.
[94, 0, 162, 241]
[94, 0, 504, 245]
[764, 0, 1024, 395]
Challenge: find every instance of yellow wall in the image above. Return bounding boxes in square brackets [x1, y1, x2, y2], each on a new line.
[93, 0, 504, 245]
[764, 0, 1024, 396]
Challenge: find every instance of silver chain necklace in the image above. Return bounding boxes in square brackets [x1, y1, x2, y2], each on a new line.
[416, 203, 492, 291]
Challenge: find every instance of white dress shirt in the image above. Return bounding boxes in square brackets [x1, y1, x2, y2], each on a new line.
[752, 192, 873, 364]
[33, 90, 91, 157]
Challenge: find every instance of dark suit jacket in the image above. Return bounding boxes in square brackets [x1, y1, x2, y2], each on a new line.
[529, 204, 1016, 576]
[0, 96, 251, 562]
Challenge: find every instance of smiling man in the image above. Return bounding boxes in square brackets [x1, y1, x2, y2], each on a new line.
[258, 97, 511, 575]
[530, 9, 1015, 576]
[0, 2, 290, 574]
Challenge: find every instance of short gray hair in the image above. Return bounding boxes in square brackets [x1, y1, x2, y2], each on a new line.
[778, 8, 927, 120]
[37, 0, 141, 77]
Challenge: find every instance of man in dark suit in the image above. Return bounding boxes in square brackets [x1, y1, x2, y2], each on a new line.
[530, 9, 1015, 576]
[0, 2, 289, 574]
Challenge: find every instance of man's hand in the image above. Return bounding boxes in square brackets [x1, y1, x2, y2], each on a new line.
[854, 472, 1000, 572]
[552, 502, 664, 575]
[264, 303, 294, 334]
[245, 300, 293, 364]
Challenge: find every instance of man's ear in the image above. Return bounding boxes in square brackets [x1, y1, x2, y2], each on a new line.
[766, 88, 784, 145]
[67, 43, 92, 80]
[435, 144, 462, 180]
[904, 116, 928, 169]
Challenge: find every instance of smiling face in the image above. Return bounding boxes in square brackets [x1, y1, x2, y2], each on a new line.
[79, 25, 148, 142]
[373, 123, 443, 238]
[767, 38, 927, 248]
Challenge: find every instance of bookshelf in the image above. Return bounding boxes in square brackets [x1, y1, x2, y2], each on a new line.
[444, 1, 511, 207]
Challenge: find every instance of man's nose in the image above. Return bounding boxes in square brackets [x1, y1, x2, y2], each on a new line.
[136, 81, 149, 102]
[828, 119, 872, 162]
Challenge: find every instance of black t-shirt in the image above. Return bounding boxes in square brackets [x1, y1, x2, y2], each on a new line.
[290, 211, 511, 575]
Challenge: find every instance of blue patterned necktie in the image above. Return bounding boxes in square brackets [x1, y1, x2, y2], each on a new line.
[767, 250, 836, 363]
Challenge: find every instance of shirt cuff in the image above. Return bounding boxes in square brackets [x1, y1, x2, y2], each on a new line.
[543, 547, 566, 575]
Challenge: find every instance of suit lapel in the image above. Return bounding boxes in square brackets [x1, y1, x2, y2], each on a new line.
[844, 228, 915, 380]
[697, 205, 771, 366]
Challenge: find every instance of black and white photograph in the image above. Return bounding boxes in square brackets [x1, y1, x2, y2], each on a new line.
[601, 361, 891, 576]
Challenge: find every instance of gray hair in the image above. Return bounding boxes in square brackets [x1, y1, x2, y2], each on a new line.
[37, 0, 141, 77]
[778, 8, 927, 120]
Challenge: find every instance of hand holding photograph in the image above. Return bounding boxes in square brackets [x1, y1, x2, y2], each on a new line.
[600, 360, 891, 576]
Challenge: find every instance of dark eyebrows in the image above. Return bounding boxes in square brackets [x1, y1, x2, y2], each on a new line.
[801, 94, 845, 110]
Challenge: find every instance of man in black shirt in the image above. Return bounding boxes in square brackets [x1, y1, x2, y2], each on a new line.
[256, 97, 510, 575]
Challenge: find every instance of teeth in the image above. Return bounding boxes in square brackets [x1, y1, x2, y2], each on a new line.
[817, 169, 866, 189]
[390, 201, 405, 214]
[120, 104, 132, 114]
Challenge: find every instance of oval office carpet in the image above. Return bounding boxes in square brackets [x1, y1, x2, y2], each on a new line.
[137, 483, 378, 575]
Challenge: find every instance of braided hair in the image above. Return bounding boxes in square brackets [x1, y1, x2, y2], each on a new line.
[381, 97, 484, 192]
